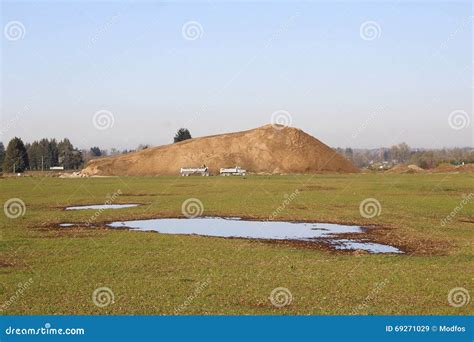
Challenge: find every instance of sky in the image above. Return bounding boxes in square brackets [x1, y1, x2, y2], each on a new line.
[1, 0, 472, 150]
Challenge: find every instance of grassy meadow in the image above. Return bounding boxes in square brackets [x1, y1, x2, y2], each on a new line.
[1, 173, 473, 315]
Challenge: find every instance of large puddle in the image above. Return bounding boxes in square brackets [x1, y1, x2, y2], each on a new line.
[65, 204, 139, 210]
[100, 217, 401, 254]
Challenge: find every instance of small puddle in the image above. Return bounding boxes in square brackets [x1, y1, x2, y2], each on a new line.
[65, 204, 139, 210]
[331, 239, 401, 254]
[96, 217, 401, 254]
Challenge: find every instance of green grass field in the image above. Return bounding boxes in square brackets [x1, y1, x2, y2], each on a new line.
[1, 173, 473, 315]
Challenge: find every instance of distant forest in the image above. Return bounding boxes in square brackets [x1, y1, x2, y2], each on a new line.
[0, 128, 195, 172]
[0, 137, 136, 173]
[335, 143, 474, 169]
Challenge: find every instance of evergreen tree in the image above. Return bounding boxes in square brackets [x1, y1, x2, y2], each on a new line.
[38, 138, 59, 169]
[90, 146, 102, 157]
[173, 128, 192, 143]
[49, 139, 59, 166]
[27, 141, 43, 170]
[0, 142, 5, 171]
[3, 137, 29, 172]
[58, 138, 83, 169]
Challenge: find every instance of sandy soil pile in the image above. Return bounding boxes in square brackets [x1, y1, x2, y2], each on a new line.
[386, 164, 425, 174]
[81, 125, 359, 176]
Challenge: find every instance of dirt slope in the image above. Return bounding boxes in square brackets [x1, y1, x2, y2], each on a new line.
[82, 125, 359, 176]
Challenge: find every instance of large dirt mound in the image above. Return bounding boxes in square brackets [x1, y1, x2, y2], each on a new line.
[82, 125, 359, 176]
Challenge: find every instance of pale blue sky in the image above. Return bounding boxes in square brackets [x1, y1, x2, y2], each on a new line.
[1, 1, 472, 150]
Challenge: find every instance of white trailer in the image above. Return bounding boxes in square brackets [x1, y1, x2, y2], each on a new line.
[180, 167, 209, 176]
[219, 166, 246, 176]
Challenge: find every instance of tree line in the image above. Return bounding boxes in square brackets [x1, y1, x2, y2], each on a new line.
[0, 128, 194, 173]
[0, 137, 83, 172]
[336, 143, 474, 169]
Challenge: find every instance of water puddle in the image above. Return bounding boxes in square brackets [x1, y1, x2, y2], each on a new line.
[98, 217, 401, 254]
[65, 204, 139, 210]
[331, 239, 401, 254]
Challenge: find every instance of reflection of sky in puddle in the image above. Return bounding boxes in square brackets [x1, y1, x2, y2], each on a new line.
[100, 217, 401, 254]
[65, 204, 139, 210]
[332, 239, 402, 254]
